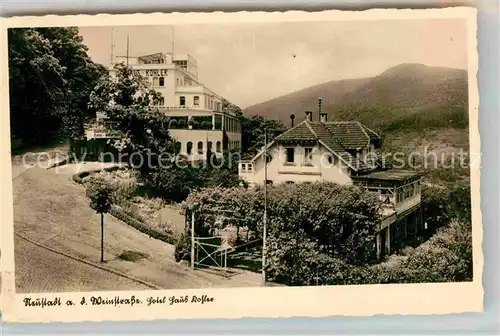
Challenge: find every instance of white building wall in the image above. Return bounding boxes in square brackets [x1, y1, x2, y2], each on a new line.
[240, 143, 352, 186]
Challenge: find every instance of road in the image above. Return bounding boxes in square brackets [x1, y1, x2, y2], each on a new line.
[15, 235, 150, 292]
[11, 158, 261, 293]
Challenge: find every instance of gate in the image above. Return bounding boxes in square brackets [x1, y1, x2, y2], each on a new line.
[188, 207, 249, 278]
[193, 235, 232, 277]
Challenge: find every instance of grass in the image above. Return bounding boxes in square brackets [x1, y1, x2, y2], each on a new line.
[118, 250, 149, 262]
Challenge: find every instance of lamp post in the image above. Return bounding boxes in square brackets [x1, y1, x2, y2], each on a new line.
[262, 129, 268, 286]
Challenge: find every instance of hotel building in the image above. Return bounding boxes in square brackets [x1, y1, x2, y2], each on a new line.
[86, 52, 242, 161]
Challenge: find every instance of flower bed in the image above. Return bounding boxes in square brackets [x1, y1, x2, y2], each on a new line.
[74, 167, 179, 245]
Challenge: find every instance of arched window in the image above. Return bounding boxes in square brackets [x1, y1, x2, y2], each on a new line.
[180, 96, 185, 106]
[187, 142, 193, 155]
[175, 141, 182, 153]
[193, 96, 200, 106]
[197, 141, 203, 154]
[207, 141, 213, 152]
[216, 141, 221, 153]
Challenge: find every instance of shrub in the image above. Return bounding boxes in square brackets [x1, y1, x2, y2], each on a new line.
[183, 182, 382, 282]
[83, 169, 137, 204]
[109, 205, 177, 245]
[369, 220, 472, 283]
[174, 233, 192, 262]
[421, 184, 471, 237]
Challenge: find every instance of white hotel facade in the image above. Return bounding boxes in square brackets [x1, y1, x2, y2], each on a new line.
[87, 52, 242, 161]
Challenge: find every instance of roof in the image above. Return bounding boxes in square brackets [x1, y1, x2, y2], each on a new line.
[352, 169, 421, 182]
[138, 53, 165, 62]
[272, 120, 381, 172]
[275, 121, 380, 150]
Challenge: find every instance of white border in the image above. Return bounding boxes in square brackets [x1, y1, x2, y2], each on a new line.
[0, 7, 482, 323]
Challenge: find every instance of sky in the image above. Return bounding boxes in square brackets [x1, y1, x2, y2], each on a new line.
[79, 18, 468, 109]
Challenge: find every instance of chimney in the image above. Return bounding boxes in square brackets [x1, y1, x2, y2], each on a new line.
[290, 114, 295, 128]
[317, 97, 322, 121]
[305, 111, 313, 122]
[320, 112, 328, 123]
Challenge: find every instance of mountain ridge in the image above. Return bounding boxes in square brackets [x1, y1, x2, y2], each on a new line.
[243, 63, 468, 135]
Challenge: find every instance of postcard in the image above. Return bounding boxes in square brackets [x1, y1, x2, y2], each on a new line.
[0, 7, 482, 323]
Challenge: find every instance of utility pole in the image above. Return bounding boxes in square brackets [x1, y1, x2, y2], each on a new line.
[126, 35, 130, 67]
[262, 129, 268, 286]
[191, 210, 195, 270]
[110, 28, 115, 65]
[172, 25, 175, 55]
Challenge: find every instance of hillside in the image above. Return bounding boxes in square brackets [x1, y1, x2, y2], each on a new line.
[244, 63, 468, 132]
[243, 63, 470, 184]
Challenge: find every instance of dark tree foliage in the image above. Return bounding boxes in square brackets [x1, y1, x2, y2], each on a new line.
[89, 63, 176, 174]
[8, 27, 106, 146]
[221, 99, 286, 157]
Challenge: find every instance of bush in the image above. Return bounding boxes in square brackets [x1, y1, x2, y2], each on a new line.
[109, 206, 177, 245]
[183, 182, 382, 283]
[369, 220, 472, 283]
[175, 233, 192, 262]
[83, 169, 137, 205]
[421, 184, 471, 237]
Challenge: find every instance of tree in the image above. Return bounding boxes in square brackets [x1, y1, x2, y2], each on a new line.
[89, 63, 176, 174]
[240, 115, 286, 156]
[8, 27, 105, 146]
[221, 99, 286, 156]
[86, 177, 113, 262]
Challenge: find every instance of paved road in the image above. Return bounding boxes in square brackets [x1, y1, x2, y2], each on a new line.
[15, 235, 150, 293]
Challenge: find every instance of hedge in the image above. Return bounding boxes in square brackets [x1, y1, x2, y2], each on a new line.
[109, 205, 177, 245]
[74, 167, 178, 246]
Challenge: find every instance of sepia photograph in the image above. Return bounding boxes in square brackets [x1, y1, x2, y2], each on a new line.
[1, 7, 482, 323]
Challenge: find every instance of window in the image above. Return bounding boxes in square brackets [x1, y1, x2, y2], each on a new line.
[207, 141, 213, 152]
[158, 97, 165, 106]
[197, 141, 203, 154]
[241, 163, 247, 173]
[159, 77, 165, 87]
[176, 78, 179, 86]
[265, 153, 272, 163]
[194, 96, 200, 106]
[327, 155, 334, 165]
[153, 77, 159, 87]
[247, 164, 253, 172]
[266, 180, 273, 185]
[304, 147, 313, 164]
[286, 148, 295, 164]
[180, 96, 185, 106]
[187, 142, 193, 155]
[216, 141, 221, 153]
[175, 141, 182, 153]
